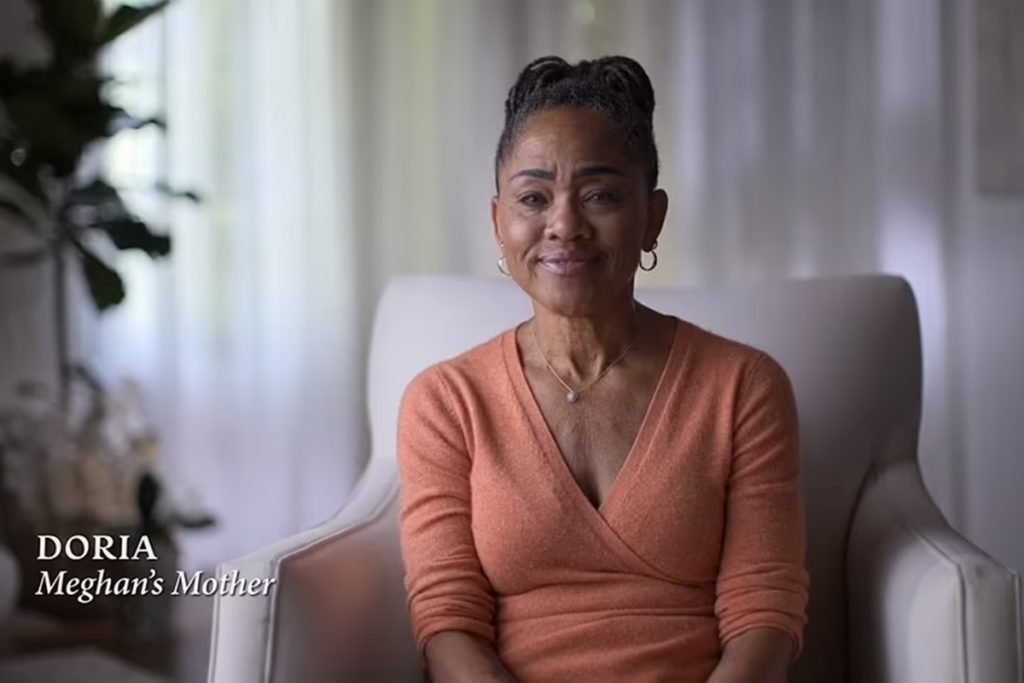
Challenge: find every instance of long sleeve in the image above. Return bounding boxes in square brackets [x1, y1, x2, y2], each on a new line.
[715, 352, 810, 657]
[396, 367, 497, 663]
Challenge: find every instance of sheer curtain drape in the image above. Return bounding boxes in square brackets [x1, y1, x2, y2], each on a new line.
[98, 0, 959, 570]
[100, 0, 362, 569]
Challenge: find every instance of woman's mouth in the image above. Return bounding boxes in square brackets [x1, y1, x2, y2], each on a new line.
[537, 251, 600, 276]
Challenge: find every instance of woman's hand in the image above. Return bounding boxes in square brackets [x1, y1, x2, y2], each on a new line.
[424, 631, 517, 683]
[705, 628, 793, 683]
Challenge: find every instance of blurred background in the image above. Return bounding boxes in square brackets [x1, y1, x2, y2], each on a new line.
[0, 0, 1022, 680]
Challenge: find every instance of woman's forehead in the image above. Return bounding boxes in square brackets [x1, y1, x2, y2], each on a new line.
[505, 109, 632, 171]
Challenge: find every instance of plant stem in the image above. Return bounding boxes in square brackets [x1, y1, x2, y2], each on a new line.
[52, 236, 69, 412]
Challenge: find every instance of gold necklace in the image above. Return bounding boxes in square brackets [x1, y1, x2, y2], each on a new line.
[530, 322, 636, 404]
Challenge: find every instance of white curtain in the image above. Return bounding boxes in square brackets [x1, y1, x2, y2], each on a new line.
[95, 0, 960, 570]
[100, 0, 363, 570]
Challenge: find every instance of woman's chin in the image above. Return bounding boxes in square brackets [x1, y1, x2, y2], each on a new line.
[535, 288, 613, 318]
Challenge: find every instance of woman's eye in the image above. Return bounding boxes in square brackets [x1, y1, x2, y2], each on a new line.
[585, 190, 618, 204]
[518, 193, 547, 208]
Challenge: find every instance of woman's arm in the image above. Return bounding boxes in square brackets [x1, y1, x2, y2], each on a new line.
[713, 353, 810, 677]
[397, 369, 514, 683]
[706, 628, 793, 683]
[424, 631, 517, 683]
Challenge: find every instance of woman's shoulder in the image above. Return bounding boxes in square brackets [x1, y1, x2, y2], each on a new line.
[401, 325, 517, 405]
[674, 317, 790, 383]
[667, 319, 796, 430]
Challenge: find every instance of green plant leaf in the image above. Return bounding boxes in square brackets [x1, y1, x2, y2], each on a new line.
[155, 182, 202, 203]
[96, 216, 172, 257]
[62, 178, 123, 224]
[4, 92, 107, 177]
[72, 241, 126, 311]
[3, 73, 140, 177]
[99, 2, 172, 47]
[174, 512, 217, 530]
[63, 178, 120, 208]
[34, 0, 104, 60]
[109, 113, 166, 134]
[54, 74, 110, 99]
[61, 179, 172, 257]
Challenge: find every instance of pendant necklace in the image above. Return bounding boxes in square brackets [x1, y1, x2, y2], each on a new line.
[530, 322, 636, 403]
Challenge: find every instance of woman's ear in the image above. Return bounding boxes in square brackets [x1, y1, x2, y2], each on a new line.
[645, 189, 669, 248]
[491, 195, 503, 247]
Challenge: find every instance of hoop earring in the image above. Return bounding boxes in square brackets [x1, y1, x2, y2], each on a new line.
[497, 254, 511, 277]
[639, 247, 658, 272]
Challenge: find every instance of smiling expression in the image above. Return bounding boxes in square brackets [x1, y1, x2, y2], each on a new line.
[492, 107, 668, 317]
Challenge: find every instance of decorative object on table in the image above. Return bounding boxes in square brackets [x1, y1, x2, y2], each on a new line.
[0, 370, 215, 637]
[0, 0, 199, 409]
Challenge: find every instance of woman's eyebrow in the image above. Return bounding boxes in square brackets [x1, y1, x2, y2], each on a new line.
[574, 164, 624, 178]
[509, 165, 624, 181]
[510, 168, 555, 181]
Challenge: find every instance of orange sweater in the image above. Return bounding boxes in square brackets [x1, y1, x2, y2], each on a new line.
[397, 318, 809, 682]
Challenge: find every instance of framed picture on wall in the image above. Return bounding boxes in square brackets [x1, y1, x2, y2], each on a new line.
[976, 0, 1024, 195]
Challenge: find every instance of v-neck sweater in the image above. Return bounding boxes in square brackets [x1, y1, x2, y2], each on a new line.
[397, 318, 809, 682]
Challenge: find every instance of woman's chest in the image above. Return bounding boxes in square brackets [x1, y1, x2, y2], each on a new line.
[541, 397, 647, 511]
[469, 416, 733, 593]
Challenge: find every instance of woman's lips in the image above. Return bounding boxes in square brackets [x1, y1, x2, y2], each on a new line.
[537, 252, 600, 275]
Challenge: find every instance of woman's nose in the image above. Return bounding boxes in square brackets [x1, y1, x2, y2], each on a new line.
[546, 197, 589, 241]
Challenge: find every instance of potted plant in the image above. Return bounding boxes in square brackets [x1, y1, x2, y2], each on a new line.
[0, 0, 197, 407]
[0, 0, 212, 635]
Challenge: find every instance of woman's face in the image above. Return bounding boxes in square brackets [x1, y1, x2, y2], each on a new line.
[492, 107, 668, 317]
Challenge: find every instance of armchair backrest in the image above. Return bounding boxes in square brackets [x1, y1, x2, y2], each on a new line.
[365, 274, 923, 683]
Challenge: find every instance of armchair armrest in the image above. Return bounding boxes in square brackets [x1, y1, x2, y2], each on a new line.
[207, 461, 420, 683]
[848, 459, 1022, 683]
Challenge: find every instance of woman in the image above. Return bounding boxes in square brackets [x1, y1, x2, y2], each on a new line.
[397, 56, 808, 683]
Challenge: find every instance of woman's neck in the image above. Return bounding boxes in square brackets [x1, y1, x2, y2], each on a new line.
[528, 300, 644, 383]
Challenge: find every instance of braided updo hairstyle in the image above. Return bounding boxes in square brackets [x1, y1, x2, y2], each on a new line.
[494, 55, 660, 190]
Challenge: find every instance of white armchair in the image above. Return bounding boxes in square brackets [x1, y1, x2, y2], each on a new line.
[207, 274, 1022, 683]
